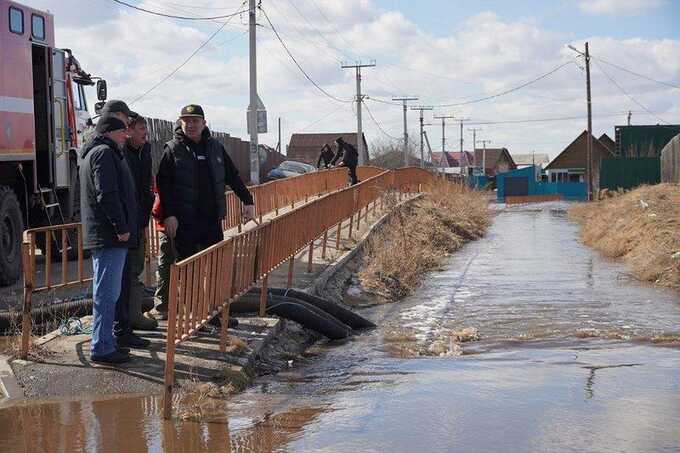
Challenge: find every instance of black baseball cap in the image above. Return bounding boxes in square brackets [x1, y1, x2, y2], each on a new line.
[180, 104, 205, 118]
[96, 115, 128, 134]
[101, 100, 133, 117]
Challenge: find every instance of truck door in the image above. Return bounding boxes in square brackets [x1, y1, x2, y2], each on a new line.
[52, 48, 70, 188]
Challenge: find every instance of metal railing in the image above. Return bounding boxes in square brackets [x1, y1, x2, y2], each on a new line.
[17, 166, 436, 416]
[162, 168, 435, 418]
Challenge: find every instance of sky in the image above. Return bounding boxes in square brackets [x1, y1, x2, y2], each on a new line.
[28, 0, 680, 159]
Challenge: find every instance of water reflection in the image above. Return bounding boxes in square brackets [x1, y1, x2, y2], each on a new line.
[0, 394, 331, 452]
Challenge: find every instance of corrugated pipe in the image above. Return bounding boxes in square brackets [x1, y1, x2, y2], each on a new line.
[0, 299, 92, 335]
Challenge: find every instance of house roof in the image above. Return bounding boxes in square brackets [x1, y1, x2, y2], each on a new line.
[598, 133, 616, 153]
[545, 131, 614, 170]
[511, 153, 551, 166]
[473, 148, 517, 171]
[288, 132, 367, 150]
[287, 132, 368, 164]
[431, 151, 475, 168]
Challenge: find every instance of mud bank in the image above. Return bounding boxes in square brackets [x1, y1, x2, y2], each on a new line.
[569, 184, 680, 292]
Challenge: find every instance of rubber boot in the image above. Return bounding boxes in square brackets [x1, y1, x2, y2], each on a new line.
[129, 278, 158, 330]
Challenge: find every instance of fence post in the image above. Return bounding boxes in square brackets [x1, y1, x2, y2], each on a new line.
[335, 222, 342, 250]
[163, 264, 179, 420]
[321, 230, 328, 260]
[219, 305, 230, 353]
[348, 215, 354, 239]
[259, 275, 268, 317]
[286, 256, 295, 288]
[20, 241, 33, 360]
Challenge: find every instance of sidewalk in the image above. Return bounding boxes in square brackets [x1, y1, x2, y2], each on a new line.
[2, 194, 415, 402]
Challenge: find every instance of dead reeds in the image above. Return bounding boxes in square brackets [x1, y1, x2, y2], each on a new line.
[569, 184, 680, 291]
[359, 179, 491, 300]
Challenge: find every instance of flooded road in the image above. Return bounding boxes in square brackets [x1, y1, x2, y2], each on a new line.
[2, 204, 680, 452]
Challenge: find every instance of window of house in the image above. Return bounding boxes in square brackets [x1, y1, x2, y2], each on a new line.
[9, 7, 23, 34]
[31, 14, 45, 40]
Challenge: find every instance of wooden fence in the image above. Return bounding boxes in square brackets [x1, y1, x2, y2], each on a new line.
[145, 117, 285, 183]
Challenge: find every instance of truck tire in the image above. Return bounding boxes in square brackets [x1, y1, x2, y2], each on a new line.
[0, 186, 23, 286]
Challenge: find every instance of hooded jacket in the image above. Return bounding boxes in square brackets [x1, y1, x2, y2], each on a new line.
[156, 125, 253, 227]
[79, 135, 139, 250]
[331, 140, 358, 167]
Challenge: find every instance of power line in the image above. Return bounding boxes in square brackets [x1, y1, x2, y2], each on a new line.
[592, 55, 680, 91]
[259, 6, 353, 103]
[432, 61, 576, 107]
[131, 2, 247, 104]
[363, 102, 401, 141]
[110, 0, 249, 20]
[466, 111, 632, 125]
[300, 105, 349, 131]
[593, 61, 670, 125]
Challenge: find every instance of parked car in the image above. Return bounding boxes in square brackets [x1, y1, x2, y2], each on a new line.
[265, 160, 316, 181]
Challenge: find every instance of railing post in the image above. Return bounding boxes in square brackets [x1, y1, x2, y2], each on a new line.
[286, 256, 295, 288]
[163, 264, 179, 420]
[348, 215, 354, 239]
[307, 240, 314, 273]
[321, 230, 328, 260]
[335, 222, 342, 250]
[20, 241, 33, 360]
[259, 275, 268, 317]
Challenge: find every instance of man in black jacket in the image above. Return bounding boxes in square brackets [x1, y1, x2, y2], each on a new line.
[79, 116, 138, 364]
[331, 137, 359, 185]
[156, 105, 255, 260]
[317, 143, 334, 169]
[120, 113, 157, 331]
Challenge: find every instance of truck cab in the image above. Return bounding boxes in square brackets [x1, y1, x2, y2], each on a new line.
[0, 0, 106, 285]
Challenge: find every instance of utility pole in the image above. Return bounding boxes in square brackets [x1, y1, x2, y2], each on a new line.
[411, 105, 432, 168]
[627, 110, 632, 125]
[248, 0, 259, 184]
[568, 42, 593, 201]
[457, 118, 470, 153]
[434, 114, 455, 154]
[342, 61, 376, 165]
[392, 96, 419, 167]
[480, 139, 491, 175]
[468, 127, 482, 172]
[277, 117, 282, 153]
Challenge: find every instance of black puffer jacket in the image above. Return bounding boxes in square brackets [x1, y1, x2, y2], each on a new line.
[156, 125, 253, 226]
[79, 135, 139, 250]
[123, 140, 154, 231]
[331, 140, 358, 167]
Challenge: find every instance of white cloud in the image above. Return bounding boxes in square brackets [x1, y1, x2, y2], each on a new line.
[36, 1, 680, 158]
[578, 0, 667, 16]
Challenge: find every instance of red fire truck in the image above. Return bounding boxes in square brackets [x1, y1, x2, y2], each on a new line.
[0, 0, 107, 285]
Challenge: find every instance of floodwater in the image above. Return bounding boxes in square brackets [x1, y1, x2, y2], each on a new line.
[2, 203, 680, 452]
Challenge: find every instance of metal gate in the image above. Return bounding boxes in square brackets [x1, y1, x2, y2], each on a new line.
[504, 176, 529, 197]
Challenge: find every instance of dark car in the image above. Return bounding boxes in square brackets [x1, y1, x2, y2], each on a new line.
[265, 160, 316, 181]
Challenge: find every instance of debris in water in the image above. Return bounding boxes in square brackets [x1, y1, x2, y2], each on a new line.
[449, 327, 480, 343]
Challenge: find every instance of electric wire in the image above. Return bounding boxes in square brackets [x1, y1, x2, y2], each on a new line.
[259, 6, 353, 103]
[110, 0, 249, 21]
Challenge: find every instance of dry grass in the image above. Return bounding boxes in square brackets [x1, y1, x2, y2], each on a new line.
[359, 179, 491, 300]
[569, 184, 680, 291]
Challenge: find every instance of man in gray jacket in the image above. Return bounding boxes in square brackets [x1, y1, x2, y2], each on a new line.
[80, 116, 138, 364]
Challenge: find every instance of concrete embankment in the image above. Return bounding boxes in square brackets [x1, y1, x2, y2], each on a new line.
[569, 184, 680, 292]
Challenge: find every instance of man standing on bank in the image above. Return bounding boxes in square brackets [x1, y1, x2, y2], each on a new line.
[80, 115, 138, 364]
[331, 136, 359, 185]
[156, 105, 255, 263]
[121, 113, 157, 331]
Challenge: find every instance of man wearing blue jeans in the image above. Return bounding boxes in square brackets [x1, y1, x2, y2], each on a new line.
[80, 115, 139, 364]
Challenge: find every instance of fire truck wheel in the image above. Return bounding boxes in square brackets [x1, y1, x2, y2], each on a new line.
[0, 186, 23, 286]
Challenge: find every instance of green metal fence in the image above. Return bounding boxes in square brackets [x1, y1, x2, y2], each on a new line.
[599, 157, 660, 190]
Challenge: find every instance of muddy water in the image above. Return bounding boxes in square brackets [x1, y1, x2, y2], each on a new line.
[2, 204, 680, 452]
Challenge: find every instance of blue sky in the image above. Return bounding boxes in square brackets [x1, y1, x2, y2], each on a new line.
[31, 0, 680, 158]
